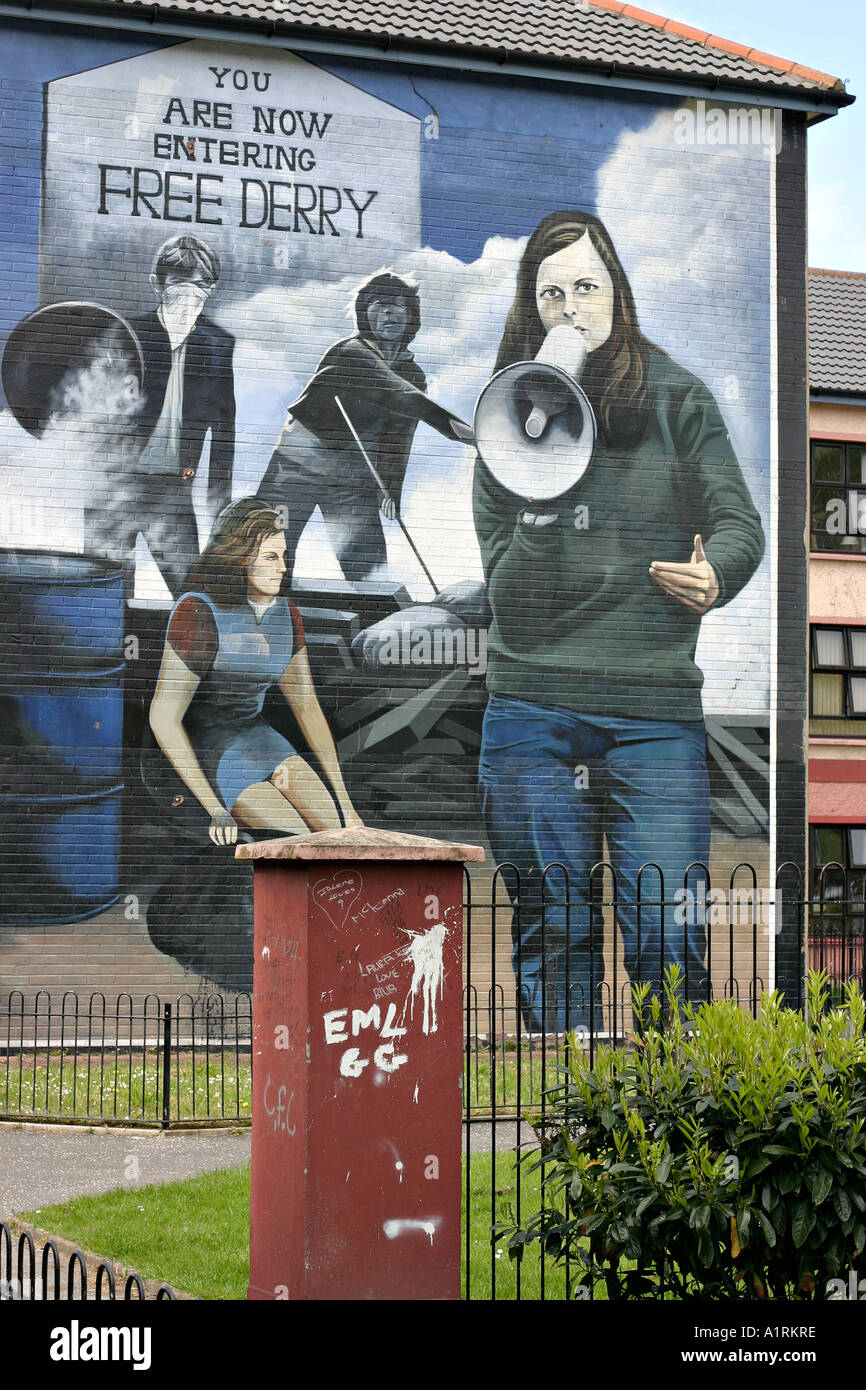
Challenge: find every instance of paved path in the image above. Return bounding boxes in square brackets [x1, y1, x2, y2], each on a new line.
[0, 1120, 528, 1218]
[0, 1126, 252, 1218]
[466, 1119, 535, 1154]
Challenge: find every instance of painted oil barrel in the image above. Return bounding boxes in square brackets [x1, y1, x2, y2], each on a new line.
[0, 550, 125, 667]
[0, 787, 123, 925]
[0, 549, 124, 926]
[0, 664, 125, 786]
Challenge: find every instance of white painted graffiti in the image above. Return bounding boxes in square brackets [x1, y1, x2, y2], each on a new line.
[382, 1217, 440, 1246]
[323, 1001, 408, 1078]
[263, 1073, 296, 1137]
[400, 921, 447, 1035]
[350, 888, 405, 928]
[320, 919, 450, 1081]
[312, 870, 363, 930]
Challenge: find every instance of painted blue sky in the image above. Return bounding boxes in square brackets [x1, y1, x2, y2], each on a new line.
[661, 0, 863, 270]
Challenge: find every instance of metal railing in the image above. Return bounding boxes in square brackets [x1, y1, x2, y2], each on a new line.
[1, 991, 252, 1127]
[2, 862, 861, 1133]
[460, 858, 864, 1300]
[2, 859, 864, 1300]
[0, 1221, 179, 1300]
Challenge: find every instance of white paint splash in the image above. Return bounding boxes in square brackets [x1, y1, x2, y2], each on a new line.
[261, 946, 270, 961]
[383, 1218, 440, 1246]
[401, 922, 447, 1035]
[395, 1161, 404, 1184]
[413, 1082, 419, 1104]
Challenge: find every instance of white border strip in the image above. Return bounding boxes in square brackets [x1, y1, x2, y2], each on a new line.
[768, 108, 780, 992]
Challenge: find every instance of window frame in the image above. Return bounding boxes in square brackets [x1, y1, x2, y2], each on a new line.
[810, 438, 866, 554]
[810, 823, 866, 933]
[809, 624, 866, 725]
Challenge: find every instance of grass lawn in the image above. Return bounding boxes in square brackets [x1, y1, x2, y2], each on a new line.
[19, 1151, 580, 1301]
[464, 1047, 569, 1115]
[2, 1047, 568, 1124]
[464, 1148, 575, 1300]
[1, 1053, 252, 1125]
[21, 1164, 252, 1300]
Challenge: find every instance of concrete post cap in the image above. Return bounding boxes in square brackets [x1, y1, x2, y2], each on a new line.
[235, 825, 486, 863]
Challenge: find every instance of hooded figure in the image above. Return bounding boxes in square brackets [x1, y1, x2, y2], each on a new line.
[256, 270, 470, 584]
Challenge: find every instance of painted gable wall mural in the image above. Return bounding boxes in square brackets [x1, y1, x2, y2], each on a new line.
[0, 17, 806, 1019]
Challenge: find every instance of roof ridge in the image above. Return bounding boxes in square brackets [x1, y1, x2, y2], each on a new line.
[809, 267, 866, 281]
[584, 0, 845, 91]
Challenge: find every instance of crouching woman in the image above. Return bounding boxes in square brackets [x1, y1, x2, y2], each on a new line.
[146, 497, 362, 845]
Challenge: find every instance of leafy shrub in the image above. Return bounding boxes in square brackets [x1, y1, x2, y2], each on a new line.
[503, 970, 866, 1299]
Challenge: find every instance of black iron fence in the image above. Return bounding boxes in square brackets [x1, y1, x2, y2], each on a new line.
[1, 861, 861, 1131]
[2, 860, 864, 1300]
[0, 1221, 179, 1300]
[461, 858, 865, 1300]
[0, 991, 252, 1127]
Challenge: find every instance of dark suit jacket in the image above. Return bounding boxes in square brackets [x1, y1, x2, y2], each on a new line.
[130, 310, 236, 509]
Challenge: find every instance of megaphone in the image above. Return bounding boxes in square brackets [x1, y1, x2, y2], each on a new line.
[473, 329, 596, 502]
[1, 302, 144, 438]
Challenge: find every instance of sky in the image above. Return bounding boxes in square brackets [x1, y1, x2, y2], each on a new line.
[659, 0, 864, 270]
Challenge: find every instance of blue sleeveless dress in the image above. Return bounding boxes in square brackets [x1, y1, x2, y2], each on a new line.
[169, 590, 301, 812]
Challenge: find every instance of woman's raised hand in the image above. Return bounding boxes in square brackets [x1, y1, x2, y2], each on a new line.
[535, 323, 589, 380]
[649, 534, 720, 614]
[209, 807, 238, 847]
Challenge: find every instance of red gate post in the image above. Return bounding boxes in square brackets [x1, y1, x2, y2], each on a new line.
[238, 826, 485, 1301]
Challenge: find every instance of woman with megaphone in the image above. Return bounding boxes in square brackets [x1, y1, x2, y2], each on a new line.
[473, 209, 764, 1035]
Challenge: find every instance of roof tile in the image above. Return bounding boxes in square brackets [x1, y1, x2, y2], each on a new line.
[707, 34, 754, 59]
[622, 5, 665, 24]
[794, 63, 843, 86]
[86, 0, 847, 98]
[808, 270, 866, 396]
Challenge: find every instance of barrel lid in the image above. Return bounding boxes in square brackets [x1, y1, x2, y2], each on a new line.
[236, 825, 486, 863]
[1, 301, 144, 437]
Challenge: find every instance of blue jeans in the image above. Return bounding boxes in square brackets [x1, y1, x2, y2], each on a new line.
[478, 694, 710, 1032]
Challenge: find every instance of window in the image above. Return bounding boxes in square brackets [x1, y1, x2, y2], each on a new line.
[810, 625, 866, 736]
[810, 440, 866, 553]
[810, 824, 865, 944]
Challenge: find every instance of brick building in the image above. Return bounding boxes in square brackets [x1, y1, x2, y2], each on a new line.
[808, 268, 866, 962]
[0, 0, 853, 1014]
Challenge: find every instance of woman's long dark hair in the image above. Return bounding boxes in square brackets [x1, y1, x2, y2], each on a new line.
[496, 211, 653, 449]
[183, 498, 284, 608]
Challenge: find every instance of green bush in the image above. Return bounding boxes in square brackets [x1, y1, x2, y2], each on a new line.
[503, 970, 866, 1299]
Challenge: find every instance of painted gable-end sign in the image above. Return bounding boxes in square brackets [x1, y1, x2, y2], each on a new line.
[41, 40, 421, 313]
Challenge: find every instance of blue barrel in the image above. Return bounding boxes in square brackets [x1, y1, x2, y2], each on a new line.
[0, 550, 125, 667]
[0, 549, 125, 926]
[0, 787, 123, 925]
[0, 664, 125, 786]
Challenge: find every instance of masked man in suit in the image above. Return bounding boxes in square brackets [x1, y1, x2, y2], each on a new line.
[85, 234, 236, 596]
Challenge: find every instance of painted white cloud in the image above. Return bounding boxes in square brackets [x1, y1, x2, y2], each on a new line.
[1, 102, 776, 720]
[596, 105, 775, 716]
[215, 236, 525, 593]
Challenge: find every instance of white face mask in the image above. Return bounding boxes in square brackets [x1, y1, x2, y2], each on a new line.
[161, 283, 209, 347]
